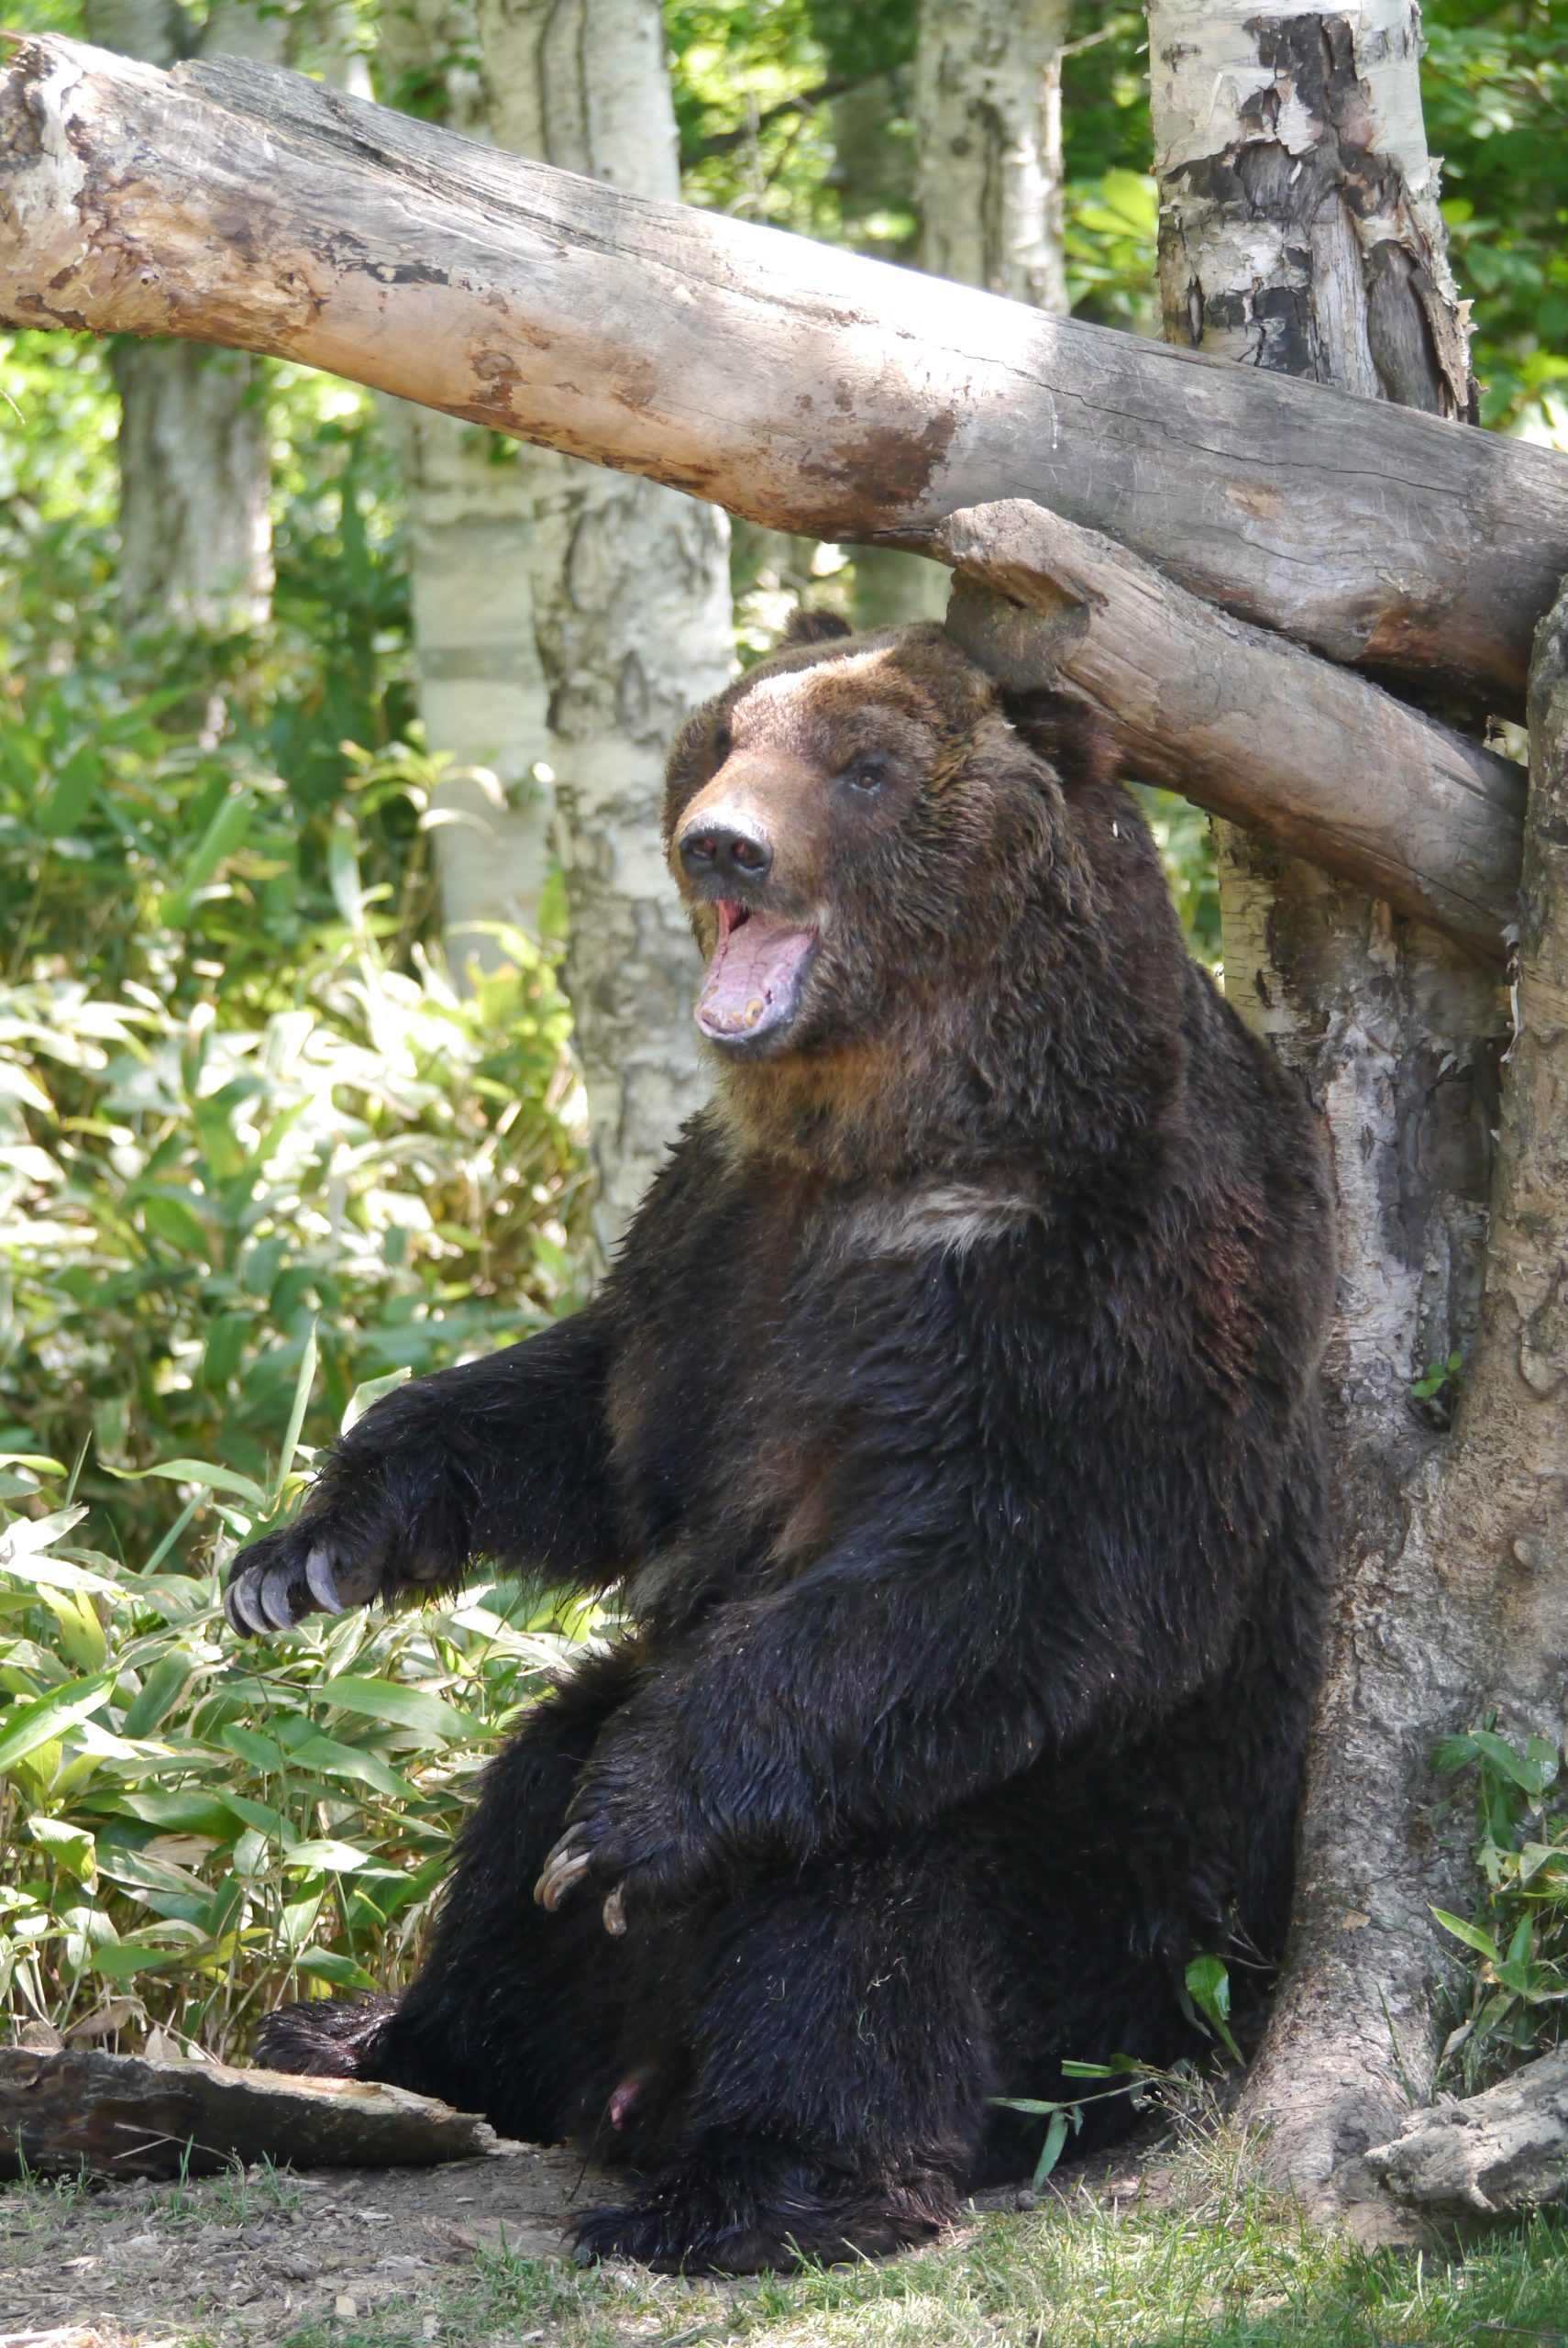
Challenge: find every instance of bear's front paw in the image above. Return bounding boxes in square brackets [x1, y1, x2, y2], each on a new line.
[534, 1760, 712, 1932]
[223, 1523, 384, 1637]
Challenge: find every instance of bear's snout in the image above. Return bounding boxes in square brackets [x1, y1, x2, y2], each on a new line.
[679, 815, 773, 889]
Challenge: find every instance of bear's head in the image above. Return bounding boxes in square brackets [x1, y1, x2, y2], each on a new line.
[663, 615, 1187, 1175]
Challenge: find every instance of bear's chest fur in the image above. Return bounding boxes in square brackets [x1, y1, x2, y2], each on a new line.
[601, 1158, 1121, 1639]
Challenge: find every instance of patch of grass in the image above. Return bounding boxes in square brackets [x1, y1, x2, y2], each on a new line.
[248, 2175, 1568, 2348]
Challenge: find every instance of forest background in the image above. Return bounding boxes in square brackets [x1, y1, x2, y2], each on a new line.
[0, 0, 1563, 2067]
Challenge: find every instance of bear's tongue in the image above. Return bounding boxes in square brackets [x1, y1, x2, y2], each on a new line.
[697, 902, 817, 1041]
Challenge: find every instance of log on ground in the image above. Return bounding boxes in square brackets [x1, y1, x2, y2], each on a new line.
[927, 501, 1524, 962]
[3, 34, 1568, 714]
[1365, 2050, 1568, 2219]
[0, 2045, 511, 2178]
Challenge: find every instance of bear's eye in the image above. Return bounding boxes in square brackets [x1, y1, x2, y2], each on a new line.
[711, 719, 733, 767]
[840, 759, 886, 796]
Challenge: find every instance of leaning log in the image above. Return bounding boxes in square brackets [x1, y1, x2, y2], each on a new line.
[928, 503, 1524, 962]
[0, 2044, 509, 2177]
[4, 35, 1568, 716]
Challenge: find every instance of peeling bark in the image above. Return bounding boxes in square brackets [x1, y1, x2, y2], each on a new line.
[1152, 0, 1472, 415]
[4, 36, 1567, 713]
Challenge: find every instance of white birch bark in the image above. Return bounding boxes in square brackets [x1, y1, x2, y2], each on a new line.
[914, 0, 1071, 312]
[375, 0, 555, 958]
[85, 0, 281, 632]
[387, 0, 732, 1246]
[874, 0, 1073, 632]
[1148, 0, 1513, 2227]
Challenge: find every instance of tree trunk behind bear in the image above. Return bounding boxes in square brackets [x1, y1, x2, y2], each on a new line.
[85, 0, 281, 636]
[1147, 0, 1521, 2226]
[384, 0, 734, 1250]
[374, 0, 557, 956]
[847, 0, 1076, 635]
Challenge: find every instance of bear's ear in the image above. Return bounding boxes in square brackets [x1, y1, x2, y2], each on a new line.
[783, 608, 854, 647]
[1001, 686, 1118, 793]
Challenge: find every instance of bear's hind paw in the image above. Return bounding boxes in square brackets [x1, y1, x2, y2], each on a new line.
[564, 2154, 954, 2275]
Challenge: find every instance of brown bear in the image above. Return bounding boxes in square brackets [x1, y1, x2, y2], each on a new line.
[225, 615, 1333, 2274]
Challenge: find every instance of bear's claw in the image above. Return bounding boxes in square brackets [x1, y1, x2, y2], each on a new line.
[534, 1828, 593, 1911]
[224, 1534, 381, 1638]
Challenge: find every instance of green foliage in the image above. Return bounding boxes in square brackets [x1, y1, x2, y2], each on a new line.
[1433, 1721, 1568, 2090]
[0, 1422, 598, 2052]
[1425, 0, 1568, 437]
[0, 331, 594, 2052]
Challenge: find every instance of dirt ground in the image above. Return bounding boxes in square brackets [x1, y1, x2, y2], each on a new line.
[0, 2143, 631, 2346]
[1, 2146, 1032, 2348]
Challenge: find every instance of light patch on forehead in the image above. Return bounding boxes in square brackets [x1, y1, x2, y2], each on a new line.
[829, 1182, 1046, 1262]
[734, 646, 906, 735]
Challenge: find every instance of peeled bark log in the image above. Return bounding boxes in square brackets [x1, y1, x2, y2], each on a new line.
[5, 35, 1568, 714]
[0, 2045, 508, 2176]
[924, 499, 1523, 962]
[1366, 2050, 1568, 2219]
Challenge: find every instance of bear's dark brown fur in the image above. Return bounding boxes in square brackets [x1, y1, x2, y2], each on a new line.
[226, 619, 1333, 2274]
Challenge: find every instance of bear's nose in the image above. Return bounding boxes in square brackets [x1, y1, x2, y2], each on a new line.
[679, 820, 773, 886]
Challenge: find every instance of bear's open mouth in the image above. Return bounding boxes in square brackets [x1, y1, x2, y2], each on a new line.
[696, 899, 819, 1046]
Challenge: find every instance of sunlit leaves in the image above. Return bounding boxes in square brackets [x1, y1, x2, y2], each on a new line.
[0, 1459, 593, 2053]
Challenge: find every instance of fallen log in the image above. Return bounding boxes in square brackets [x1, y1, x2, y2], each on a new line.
[925, 503, 1524, 962]
[1364, 2050, 1568, 2220]
[0, 2044, 511, 2177]
[4, 36, 1568, 714]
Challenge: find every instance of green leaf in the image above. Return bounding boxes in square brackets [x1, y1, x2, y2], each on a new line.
[90, 1939, 183, 1981]
[322, 1674, 472, 1745]
[0, 1674, 114, 1773]
[341, 1367, 411, 1434]
[1032, 2109, 1072, 2187]
[162, 784, 256, 927]
[1183, 1954, 1242, 2061]
[37, 744, 99, 837]
[288, 1731, 420, 1804]
[1432, 1908, 1502, 1962]
[105, 1457, 268, 1505]
[282, 1838, 371, 1873]
[294, 1948, 378, 1990]
[271, 1318, 319, 1506]
[27, 1813, 96, 1885]
[139, 1192, 212, 1258]
[121, 1653, 193, 1739]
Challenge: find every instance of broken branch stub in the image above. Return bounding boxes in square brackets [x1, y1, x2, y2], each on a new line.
[924, 500, 1523, 963]
[3, 34, 1568, 714]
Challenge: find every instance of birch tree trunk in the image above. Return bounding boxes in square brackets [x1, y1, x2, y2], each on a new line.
[375, 0, 555, 958]
[915, 0, 1070, 313]
[85, 0, 281, 633]
[861, 0, 1074, 633]
[390, 0, 733, 1247]
[1148, 0, 1518, 2226]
